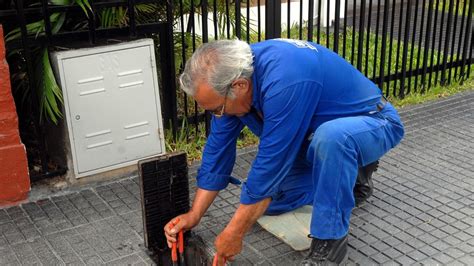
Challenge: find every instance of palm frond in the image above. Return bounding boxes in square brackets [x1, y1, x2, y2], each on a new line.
[5, 13, 64, 42]
[74, 0, 92, 18]
[36, 48, 64, 124]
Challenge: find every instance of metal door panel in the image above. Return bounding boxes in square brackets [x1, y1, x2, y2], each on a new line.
[61, 44, 162, 173]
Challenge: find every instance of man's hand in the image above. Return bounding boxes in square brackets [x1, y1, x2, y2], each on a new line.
[214, 227, 243, 265]
[164, 211, 200, 248]
[164, 188, 219, 248]
[213, 197, 272, 264]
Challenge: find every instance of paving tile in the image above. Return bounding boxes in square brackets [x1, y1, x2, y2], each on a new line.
[28, 238, 63, 265]
[105, 254, 143, 265]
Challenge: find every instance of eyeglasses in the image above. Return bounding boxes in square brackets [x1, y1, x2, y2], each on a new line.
[209, 87, 230, 118]
[210, 103, 226, 118]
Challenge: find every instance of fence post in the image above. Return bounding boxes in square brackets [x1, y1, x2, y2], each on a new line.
[265, 0, 281, 39]
[160, 1, 178, 138]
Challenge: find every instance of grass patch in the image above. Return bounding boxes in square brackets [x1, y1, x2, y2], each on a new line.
[389, 69, 474, 108]
[165, 120, 259, 163]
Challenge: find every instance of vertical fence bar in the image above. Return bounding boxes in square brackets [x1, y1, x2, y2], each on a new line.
[202, 0, 209, 43]
[343, 0, 348, 58]
[189, 0, 196, 52]
[415, 0, 427, 91]
[246, 0, 250, 42]
[287, 0, 291, 38]
[364, 0, 372, 76]
[326, 0, 330, 47]
[299, 0, 303, 39]
[333, 0, 341, 53]
[373, 0, 381, 80]
[190, 0, 199, 133]
[357, 0, 366, 71]
[191, 0, 196, 50]
[128, 0, 136, 37]
[422, 0, 434, 92]
[441, 0, 454, 85]
[178, 0, 188, 134]
[17, 0, 51, 172]
[393, 0, 404, 96]
[317, 0, 322, 43]
[40, 0, 52, 44]
[399, 0, 412, 98]
[202, 0, 210, 135]
[448, 0, 461, 83]
[160, 0, 178, 138]
[351, 0, 356, 64]
[213, 0, 218, 40]
[455, 0, 468, 79]
[265, 0, 281, 39]
[460, 0, 473, 80]
[87, 0, 96, 44]
[257, 0, 261, 41]
[235, 0, 241, 39]
[15, 0, 32, 90]
[308, 0, 315, 41]
[435, 0, 447, 85]
[407, 0, 419, 93]
[378, 0, 390, 92]
[386, 0, 397, 95]
[428, 0, 440, 88]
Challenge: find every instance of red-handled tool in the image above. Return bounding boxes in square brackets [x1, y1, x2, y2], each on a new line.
[178, 230, 186, 266]
[171, 242, 178, 266]
[212, 254, 226, 266]
[168, 219, 180, 266]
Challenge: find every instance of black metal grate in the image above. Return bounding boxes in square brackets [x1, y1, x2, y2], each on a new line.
[138, 152, 190, 251]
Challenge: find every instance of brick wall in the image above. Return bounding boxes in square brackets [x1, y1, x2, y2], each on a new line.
[0, 25, 30, 206]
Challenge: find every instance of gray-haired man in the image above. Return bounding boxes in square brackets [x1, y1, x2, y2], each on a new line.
[164, 39, 404, 265]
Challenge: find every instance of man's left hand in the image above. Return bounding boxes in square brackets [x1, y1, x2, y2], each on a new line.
[214, 227, 243, 265]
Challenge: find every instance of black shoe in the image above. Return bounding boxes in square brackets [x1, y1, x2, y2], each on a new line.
[354, 160, 379, 206]
[300, 235, 348, 266]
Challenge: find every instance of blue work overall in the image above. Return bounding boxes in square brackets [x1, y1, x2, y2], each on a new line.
[196, 39, 405, 239]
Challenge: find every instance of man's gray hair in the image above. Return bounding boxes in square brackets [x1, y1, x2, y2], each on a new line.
[179, 39, 254, 99]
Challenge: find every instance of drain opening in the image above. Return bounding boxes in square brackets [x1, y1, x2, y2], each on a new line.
[149, 234, 211, 266]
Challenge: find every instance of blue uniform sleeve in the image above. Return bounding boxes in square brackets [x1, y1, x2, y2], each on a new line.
[196, 115, 244, 191]
[240, 81, 322, 204]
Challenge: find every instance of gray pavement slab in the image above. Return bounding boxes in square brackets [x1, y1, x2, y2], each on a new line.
[1, 90, 473, 265]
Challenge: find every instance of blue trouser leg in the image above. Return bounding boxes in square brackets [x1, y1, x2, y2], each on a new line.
[265, 158, 314, 215]
[306, 103, 404, 239]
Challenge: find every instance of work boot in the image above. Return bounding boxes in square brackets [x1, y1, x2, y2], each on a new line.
[354, 160, 379, 206]
[300, 234, 348, 266]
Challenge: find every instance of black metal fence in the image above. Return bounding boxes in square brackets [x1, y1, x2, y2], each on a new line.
[1, 0, 473, 176]
[173, 0, 473, 137]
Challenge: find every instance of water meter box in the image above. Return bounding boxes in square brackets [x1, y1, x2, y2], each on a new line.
[49, 39, 166, 181]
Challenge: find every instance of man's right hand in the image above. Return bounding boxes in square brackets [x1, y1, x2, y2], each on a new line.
[164, 211, 200, 248]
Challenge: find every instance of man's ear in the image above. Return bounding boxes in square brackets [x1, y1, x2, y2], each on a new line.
[232, 78, 250, 93]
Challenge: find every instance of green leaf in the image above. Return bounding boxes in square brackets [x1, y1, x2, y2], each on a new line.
[51, 13, 66, 34]
[75, 0, 91, 18]
[36, 48, 63, 124]
[50, 0, 72, 6]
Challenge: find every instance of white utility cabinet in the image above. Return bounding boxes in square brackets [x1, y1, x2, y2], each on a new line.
[51, 39, 166, 178]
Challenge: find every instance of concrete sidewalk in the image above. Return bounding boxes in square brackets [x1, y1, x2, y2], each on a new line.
[1, 90, 473, 265]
